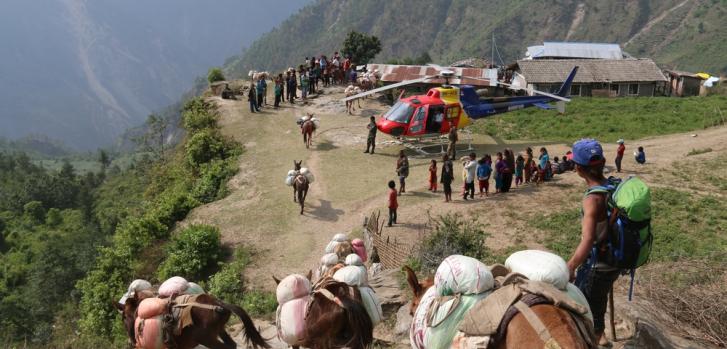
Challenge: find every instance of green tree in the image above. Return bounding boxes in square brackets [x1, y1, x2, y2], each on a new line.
[134, 114, 169, 156]
[341, 31, 382, 64]
[207, 67, 226, 84]
[97, 149, 111, 171]
[24, 201, 46, 223]
[59, 160, 75, 180]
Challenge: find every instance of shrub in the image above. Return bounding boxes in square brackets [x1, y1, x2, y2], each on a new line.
[185, 129, 226, 166]
[149, 190, 200, 227]
[242, 290, 278, 317]
[193, 159, 238, 203]
[207, 249, 250, 304]
[183, 110, 218, 132]
[207, 67, 226, 84]
[23, 201, 46, 223]
[157, 225, 222, 281]
[417, 213, 490, 272]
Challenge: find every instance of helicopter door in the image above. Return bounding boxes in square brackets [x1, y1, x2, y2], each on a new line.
[426, 105, 445, 133]
[407, 106, 427, 136]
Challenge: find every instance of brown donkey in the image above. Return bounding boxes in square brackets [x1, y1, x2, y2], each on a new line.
[403, 266, 593, 349]
[116, 292, 269, 349]
[292, 160, 309, 215]
[301, 277, 373, 349]
[301, 119, 315, 149]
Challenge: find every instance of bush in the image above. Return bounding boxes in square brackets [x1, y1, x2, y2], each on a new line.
[193, 159, 238, 203]
[207, 249, 250, 304]
[242, 290, 278, 317]
[23, 201, 45, 223]
[183, 110, 218, 132]
[417, 213, 490, 272]
[207, 67, 226, 84]
[185, 129, 226, 166]
[157, 225, 222, 281]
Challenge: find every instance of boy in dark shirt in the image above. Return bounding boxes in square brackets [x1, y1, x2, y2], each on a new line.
[365, 116, 377, 154]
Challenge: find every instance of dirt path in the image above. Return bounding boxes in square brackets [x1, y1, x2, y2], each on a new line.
[181, 86, 727, 293]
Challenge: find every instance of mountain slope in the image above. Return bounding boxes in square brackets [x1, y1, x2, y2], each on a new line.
[0, 0, 309, 150]
[228, 0, 727, 76]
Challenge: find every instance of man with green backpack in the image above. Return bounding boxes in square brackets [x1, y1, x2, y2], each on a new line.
[567, 139, 653, 347]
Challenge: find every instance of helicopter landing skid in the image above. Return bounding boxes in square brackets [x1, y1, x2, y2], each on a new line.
[392, 130, 474, 157]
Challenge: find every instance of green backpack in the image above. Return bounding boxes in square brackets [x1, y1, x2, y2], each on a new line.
[587, 177, 653, 300]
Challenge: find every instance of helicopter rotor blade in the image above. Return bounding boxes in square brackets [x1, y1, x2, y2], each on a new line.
[496, 81, 571, 102]
[342, 76, 437, 102]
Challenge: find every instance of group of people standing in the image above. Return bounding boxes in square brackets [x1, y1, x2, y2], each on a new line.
[428, 146, 571, 202]
[249, 52, 361, 111]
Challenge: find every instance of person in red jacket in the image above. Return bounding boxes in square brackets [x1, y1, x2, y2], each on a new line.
[387, 180, 398, 227]
[615, 139, 625, 172]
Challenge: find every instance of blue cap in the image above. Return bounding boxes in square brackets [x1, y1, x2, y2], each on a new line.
[572, 139, 604, 166]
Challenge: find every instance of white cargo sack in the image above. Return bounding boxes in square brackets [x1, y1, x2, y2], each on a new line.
[119, 279, 152, 304]
[345, 253, 363, 266]
[424, 292, 490, 349]
[277, 296, 310, 345]
[287, 170, 297, 177]
[434, 255, 494, 296]
[505, 250, 569, 290]
[566, 283, 593, 322]
[316, 253, 340, 279]
[159, 276, 189, 297]
[410, 287, 437, 349]
[359, 286, 383, 325]
[285, 175, 295, 186]
[276, 274, 312, 304]
[324, 234, 348, 253]
[333, 265, 368, 287]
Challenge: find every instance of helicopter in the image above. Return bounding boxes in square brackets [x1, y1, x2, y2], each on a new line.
[343, 65, 578, 139]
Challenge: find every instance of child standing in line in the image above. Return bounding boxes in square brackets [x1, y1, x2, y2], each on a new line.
[387, 180, 398, 227]
[477, 155, 492, 197]
[515, 154, 525, 187]
[428, 159, 438, 192]
[635, 146, 646, 164]
[494, 152, 504, 193]
[551, 157, 561, 175]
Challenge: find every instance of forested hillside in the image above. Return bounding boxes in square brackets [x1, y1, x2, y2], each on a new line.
[228, 0, 727, 76]
[0, 97, 244, 347]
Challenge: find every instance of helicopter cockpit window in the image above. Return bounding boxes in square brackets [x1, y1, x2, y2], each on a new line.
[384, 101, 415, 123]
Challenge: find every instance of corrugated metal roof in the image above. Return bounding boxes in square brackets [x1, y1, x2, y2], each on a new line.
[365, 64, 496, 86]
[526, 42, 623, 60]
[516, 59, 667, 83]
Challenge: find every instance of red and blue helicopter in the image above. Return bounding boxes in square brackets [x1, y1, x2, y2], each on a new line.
[344, 65, 579, 139]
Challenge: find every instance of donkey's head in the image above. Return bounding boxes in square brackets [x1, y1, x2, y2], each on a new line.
[403, 266, 434, 316]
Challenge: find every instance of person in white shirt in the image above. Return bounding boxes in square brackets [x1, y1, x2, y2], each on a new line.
[463, 152, 477, 200]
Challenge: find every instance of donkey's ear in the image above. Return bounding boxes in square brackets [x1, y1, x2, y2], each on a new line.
[272, 276, 281, 285]
[402, 266, 422, 297]
[306, 270, 313, 281]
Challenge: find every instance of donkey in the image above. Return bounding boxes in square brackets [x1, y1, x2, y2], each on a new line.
[303, 277, 373, 349]
[116, 292, 269, 349]
[403, 266, 593, 349]
[301, 118, 315, 149]
[292, 160, 309, 215]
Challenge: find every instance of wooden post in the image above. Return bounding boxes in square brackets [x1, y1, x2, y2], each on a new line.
[609, 286, 617, 341]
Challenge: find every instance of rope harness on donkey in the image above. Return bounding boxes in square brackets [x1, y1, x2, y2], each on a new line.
[135, 294, 223, 349]
[456, 272, 596, 349]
